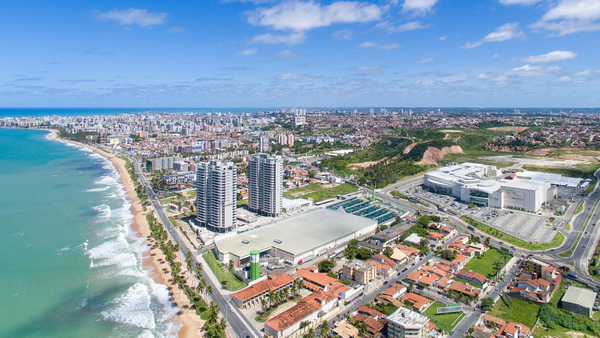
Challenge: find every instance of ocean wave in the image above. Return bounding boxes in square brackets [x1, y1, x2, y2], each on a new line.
[101, 282, 156, 329]
[87, 234, 137, 269]
[87, 186, 110, 192]
[93, 204, 112, 218]
[95, 175, 118, 186]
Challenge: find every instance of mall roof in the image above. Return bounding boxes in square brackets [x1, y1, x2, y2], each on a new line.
[215, 208, 376, 259]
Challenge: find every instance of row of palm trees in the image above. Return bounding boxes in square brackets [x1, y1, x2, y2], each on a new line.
[260, 279, 305, 313]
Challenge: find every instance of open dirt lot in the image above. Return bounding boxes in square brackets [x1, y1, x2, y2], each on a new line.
[487, 126, 529, 132]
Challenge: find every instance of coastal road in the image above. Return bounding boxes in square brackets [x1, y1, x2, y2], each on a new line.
[130, 158, 258, 338]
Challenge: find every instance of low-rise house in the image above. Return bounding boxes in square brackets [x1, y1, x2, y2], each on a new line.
[426, 232, 444, 245]
[351, 306, 388, 337]
[468, 243, 487, 256]
[397, 244, 420, 262]
[400, 293, 433, 312]
[382, 284, 407, 299]
[264, 290, 338, 338]
[232, 273, 296, 309]
[446, 281, 480, 300]
[478, 315, 531, 338]
[296, 267, 350, 299]
[404, 233, 425, 246]
[332, 321, 359, 338]
[454, 270, 488, 287]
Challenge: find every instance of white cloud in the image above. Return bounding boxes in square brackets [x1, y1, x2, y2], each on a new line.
[463, 23, 525, 48]
[492, 53, 500, 58]
[273, 73, 317, 83]
[530, 0, 600, 36]
[412, 56, 436, 64]
[359, 41, 401, 50]
[237, 48, 257, 56]
[518, 50, 577, 63]
[274, 49, 303, 58]
[377, 21, 430, 33]
[168, 26, 185, 33]
[574, 69, 600, 76]
[250, 32, 307, 45]
[506, 64, 561, 77]
[348, 65, 384, 75]
[439, 35, 447, 40]
[332, 28, 353, 40]
[95, 8, 167, 27]
[247, 1, 381, 31]
[499, 0, 543, 5]
[402, 0, 440, 14]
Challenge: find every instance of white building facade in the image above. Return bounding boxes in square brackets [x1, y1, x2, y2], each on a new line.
[196, 160, 237, 233]
[424, 163, 552, 212]
[248, 154, 283, 217]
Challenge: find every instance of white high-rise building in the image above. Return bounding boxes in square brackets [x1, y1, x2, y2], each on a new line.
[196, 160, 237, 233]
[248, 154, 283, 217]
[259, 135, 270, 152]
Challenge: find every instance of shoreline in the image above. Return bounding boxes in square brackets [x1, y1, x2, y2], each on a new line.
[46, 130, 204, 338]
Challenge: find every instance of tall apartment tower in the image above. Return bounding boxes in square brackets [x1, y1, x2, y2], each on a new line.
[248, 154, 283, 217]
[259, 135, 270, 153]
[196, 160, 237, 233]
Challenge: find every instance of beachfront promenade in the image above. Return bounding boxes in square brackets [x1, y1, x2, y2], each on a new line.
[130, 156, 259, 338]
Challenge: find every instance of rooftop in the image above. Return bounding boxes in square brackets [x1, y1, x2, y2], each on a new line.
[232, 273, 295, 303]
[387, 307, 430, 327]
[215, 208, 376, 259]
[562, 286, 597, 308]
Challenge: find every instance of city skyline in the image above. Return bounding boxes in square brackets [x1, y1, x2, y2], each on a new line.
[2, 0, 600, 107]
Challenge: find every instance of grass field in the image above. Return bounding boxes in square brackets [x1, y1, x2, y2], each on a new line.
[462, 248, 509, 278]
[423, 302, 466, 334]
[522, 163, 600, 179]
[488, 296, 540, 328]
[283, 183, 358, 202]
[461, 216, 565, 251]
[203, 251, 246, 291]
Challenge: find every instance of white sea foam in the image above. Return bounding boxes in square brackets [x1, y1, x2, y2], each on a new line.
[87, 235, 137, 269]
[101, 282, 156, 329]
[95, 175, 117, 186]
[87, 186, 110, 192]
[93, 204, 112, 218]
[139, 331, 156, 338]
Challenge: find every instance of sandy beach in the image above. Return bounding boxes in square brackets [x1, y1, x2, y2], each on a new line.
[48, 130, 204, 338]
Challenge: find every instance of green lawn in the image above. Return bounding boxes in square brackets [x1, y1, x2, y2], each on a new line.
[488, 296, 540, 328]
[462, 248, 509, 278]
[422, 302, 466, 334]
[461, 216, 565, 251]
[203, 251, 246, 291]
[283, 183, 358, 202]
[237, 199, 248, 207]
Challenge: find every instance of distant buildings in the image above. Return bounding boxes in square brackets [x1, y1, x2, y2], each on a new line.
[293, 108, 306, 126]
[196, 160, 237, 233]
[259, 135, 271, 152]
[248, 154, 283, 217]
[386, 307, 431, 338]
[146, 156, 176, 171]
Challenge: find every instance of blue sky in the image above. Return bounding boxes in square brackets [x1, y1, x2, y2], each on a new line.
[1, 0, 600, 108]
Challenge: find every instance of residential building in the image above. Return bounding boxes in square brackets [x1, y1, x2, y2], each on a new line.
[196, 160, 237, 233]
[259, 135, 271, 152]
[455, 270, 488, 287]
[387, 307, 431, 338]
[264, 290, 338, 338]
[400, 293, 432, 313]
[332, 321, 359, 338]
[248, 154, 283, 217]
[342, 261, 377, 284]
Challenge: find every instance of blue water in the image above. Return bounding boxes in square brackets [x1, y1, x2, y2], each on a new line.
[0, 128, 179, 338]
[0, 107, 266, 117]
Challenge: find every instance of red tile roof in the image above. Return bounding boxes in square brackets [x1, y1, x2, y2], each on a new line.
[233, 273, 296, 303]
[265, 290, 337, 332]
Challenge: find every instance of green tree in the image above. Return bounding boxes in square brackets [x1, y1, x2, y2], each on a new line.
[481, 297, 495, 311]
[383, 247, 394, 258]
[320, 320, 330, 338]
[356, 247, 373, 260]
[318, 259, 336, 273]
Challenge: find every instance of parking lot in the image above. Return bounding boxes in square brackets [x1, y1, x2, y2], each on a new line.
[466, 208, 557, 244]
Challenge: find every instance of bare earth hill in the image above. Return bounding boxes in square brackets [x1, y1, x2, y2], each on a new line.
[415, 145, 464, 165]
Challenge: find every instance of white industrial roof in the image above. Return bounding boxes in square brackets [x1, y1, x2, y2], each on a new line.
[517, 170, 583, 188]
[215, 208, 376, 259]
[387, 307, 429, 328]
[562, 286, 597, 309]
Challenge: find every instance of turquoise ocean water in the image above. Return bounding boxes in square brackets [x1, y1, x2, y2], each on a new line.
[0, 128, 179, 338]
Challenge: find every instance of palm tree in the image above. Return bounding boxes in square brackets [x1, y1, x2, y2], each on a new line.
[206, 284, 213, 297]
[185, 251, 193, 272]
[320, 320, 330, 338]
[228, 260, 235, 271]
[209, 301, 220, 324]
[261, 298, 268, 313]
[220, 318, 227, 331]
[268, 291, 276, 309]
